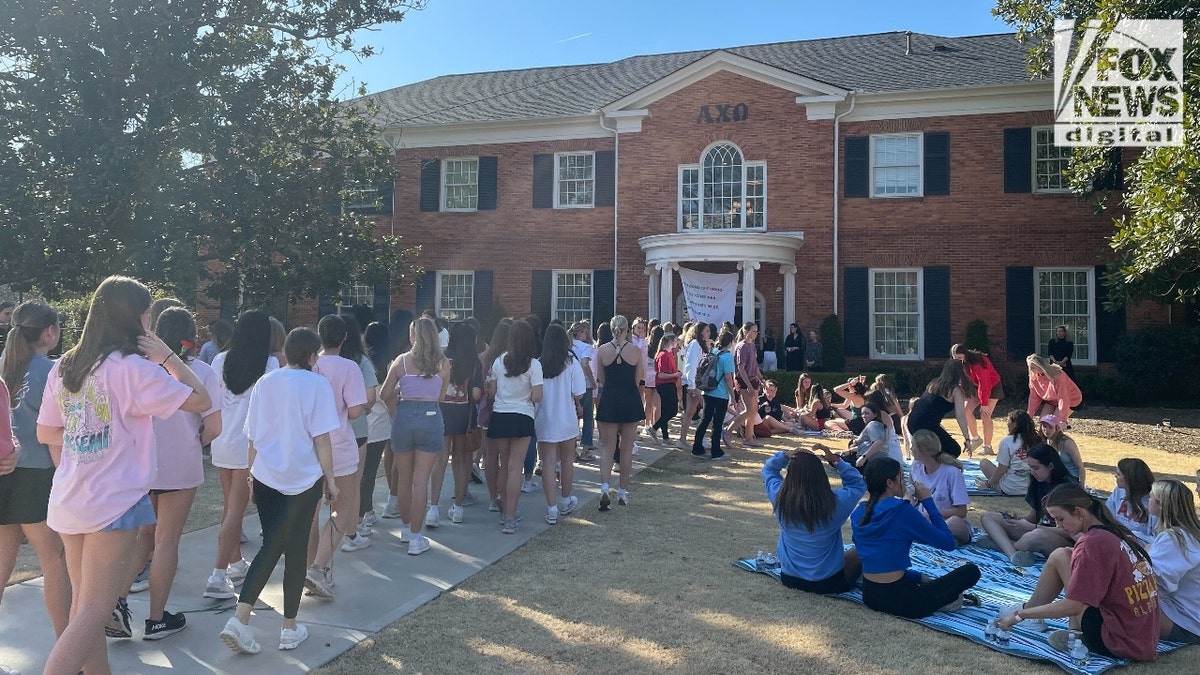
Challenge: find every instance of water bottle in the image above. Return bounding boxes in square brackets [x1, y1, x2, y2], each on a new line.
[755, 550, 766, 568]
[995, 627, 1011, 647]
[1066, 631, 1078, 652]
[1070, 637, 1089, 666]
[984, 619, 998, 642]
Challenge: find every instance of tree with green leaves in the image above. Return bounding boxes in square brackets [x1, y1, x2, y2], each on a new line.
[993, 0, 1200, 307]
[0, 0, 423, 309]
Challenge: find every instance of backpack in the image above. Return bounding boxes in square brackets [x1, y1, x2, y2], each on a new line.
[695, 350, 723, 392]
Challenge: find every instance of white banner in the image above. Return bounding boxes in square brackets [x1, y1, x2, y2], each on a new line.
[677, 267, 739, 327]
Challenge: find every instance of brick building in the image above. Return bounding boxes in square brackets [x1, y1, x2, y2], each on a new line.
[300, 30, 1163, 368]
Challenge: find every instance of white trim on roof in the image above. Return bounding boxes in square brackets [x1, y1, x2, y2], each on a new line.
[840, 82, 1051, 121]
[601, 50, 848, 113]
[381, 114, 611, 149]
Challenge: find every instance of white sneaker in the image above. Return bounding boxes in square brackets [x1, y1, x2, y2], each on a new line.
[557, 495, 579, 515]
[424, 505, 440, 528]
[361, 510, 379, 527]
[460, 490, 479, 507]
[303, 567, 334, 599]
[398, 526, 411, 543]
[521, 479, 538, 493]
[488, 498, 501, 512]
[340, 534, 371, 552]
[381, 502, 402, 519]
[545, 507, 559, 524]
[239, 528, 249, 544]
[448, 504, 464, 524]
[220, 617, 260, 654]
[204, 574, 236, 600]
[408, 534, 431, 556]
[676, 439, 689, 450]
[278, 623, 308, 651]
[226, 559, 250, 587]
[355, 523, 374, 538]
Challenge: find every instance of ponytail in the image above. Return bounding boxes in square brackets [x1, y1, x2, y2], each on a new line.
[2, 303, 59, 404]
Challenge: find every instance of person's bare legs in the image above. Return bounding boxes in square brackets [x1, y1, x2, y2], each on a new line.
[449, 435, 472, 507]
[148, 489, 195, 621]
[383, 445, 397, 497]
[538, 439, 577, 508]
[979, 459, 998, 480]
[598, 422, 617, 489]
[964, 397, 980, 440]
[408, 451, 439, 535]
[1016, 527, 1075, 558]
[980, 398, 998, 448]
[740, 387, 760, 443]
[946, 516, 973, 545]
[311, 473, 359, 569]
[45, 530, 137, 675]
[679, 389, 701, 444]
[980, 512, 1034, 557]
[428, 441, 451, 512]
[1019, 547, 1082, 628]
[501, 438, 529, 521]
[0, 523, 72, 636]
[482, 436, 501, 504]
[393, 451, 415, 525]
[555, 439, 575, 501]
[214, 468, 248, 571]
[617, 422, 638, 490]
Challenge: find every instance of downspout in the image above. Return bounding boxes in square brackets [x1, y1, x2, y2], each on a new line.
[832, 92, 857, 316]
[599, 113, 619, 314]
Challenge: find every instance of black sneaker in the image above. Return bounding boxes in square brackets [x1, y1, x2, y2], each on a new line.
[143, 610, 187, 641]
[105, 598, 133, 639]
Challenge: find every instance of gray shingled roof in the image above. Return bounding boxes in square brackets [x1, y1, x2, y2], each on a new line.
[360, 31, 1040, 127]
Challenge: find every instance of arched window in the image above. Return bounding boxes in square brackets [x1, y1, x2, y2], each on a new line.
[679, 143, 765, 231]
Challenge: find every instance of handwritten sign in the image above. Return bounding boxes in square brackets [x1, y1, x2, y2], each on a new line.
[678, 267, 739, 326]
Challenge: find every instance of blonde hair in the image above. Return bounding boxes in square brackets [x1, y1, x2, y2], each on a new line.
[911, 429, 963, 470]
[269, 317, 286, 354]
[408, 317, 444, 377]
[609, 315, 630, 338]
[1026, 353, 1063, 379]
[1151, 480, 1200, 553]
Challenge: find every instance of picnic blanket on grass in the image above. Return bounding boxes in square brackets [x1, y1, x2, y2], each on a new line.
[734, 541, 1186, 675]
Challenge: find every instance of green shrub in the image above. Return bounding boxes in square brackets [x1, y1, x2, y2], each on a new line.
[1113, 325, 1200, 400]
[963, 319, 990, 354]
[818, 314, 844, 371]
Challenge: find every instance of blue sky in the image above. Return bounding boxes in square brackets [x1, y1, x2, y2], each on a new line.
[336, 0, 1013, 96]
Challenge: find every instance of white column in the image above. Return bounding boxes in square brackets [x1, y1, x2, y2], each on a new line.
[739, 261, 759, 325]
[782, 264, 797, 332]
[659, 263, 674, 324]
[645, 265, 659, 319]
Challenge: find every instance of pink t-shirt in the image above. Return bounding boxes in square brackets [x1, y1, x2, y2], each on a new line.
[38, 353, 192, 534]
[151, 358, 220, 490]
[312, 355, 367, 476]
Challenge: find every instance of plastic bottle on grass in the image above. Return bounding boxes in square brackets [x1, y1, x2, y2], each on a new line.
[984, 619, 998, 642]
[1070, 637, 1089, 666]
[995, 627, 1011, 647]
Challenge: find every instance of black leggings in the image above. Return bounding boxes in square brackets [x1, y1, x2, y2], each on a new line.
[239, 478, 324, 619]
[653, 383, 678, 438]
[691, 395, 730, 458]
[359, 440, 387, 517]
[910, 421, 963, 458]
[861, 563, 980, 619]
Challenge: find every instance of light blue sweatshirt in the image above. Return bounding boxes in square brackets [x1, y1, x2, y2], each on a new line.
[763, 452, 866, 582]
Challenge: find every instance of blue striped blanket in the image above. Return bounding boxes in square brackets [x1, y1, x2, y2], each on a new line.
[734, 542, 1186, 675]
[901, 459, 1017, 497]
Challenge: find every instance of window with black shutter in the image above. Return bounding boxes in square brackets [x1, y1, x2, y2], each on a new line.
[1005, 266, 1035, 360]
[843, 267, 869, 357]
[1003, 128, 1032, 194]
[923, 132, 950, 196]
[843, 137, 869, 199]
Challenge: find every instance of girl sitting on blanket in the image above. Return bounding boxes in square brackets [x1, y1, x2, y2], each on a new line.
[763, 444, 866, 594]
[1106, 457, 1156, 543]
[996, 484, 1159, 662]
[977, 410, 1037, 496]
[978, 443, 1076, 567]
[1147, 479, 1200, 645]
[908, 430, 971, 545]
[851, 456, 981, 619]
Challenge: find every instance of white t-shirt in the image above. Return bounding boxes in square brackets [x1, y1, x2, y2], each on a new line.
[995, 435, 1032, 496]
[312, 354, 368, 476]
[245, 368, 341, 495]
[1149, 529, 1200, 637]
[366, 390, 391, 443]
[911, 461, 969, 518]
[1106, 486, 1157, 542]
[534, 357, 586, 443]
[152, 358, 221, 490]
[209, 352, 279, 469]
[38, 353, 192, 534]
[572, 339, 595, 393]
[490, 354, 543, 419]
[349, 355, 378, 440]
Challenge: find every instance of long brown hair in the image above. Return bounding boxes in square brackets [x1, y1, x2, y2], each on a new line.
[927, 358, 976, 399]
[1007, 410, 1040, 451]
[59, 276, 152, 393]
[775, 451, 837, 532]
[2, 302, 59, 402]
[504, 319, 536, 377]
[1116, 457, 1155, 524]
[1045, 483, 1150, 563]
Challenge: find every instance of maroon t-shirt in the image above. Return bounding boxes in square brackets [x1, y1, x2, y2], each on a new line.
[734, 341, 760, 387]
[1066, 527, 1160, 661]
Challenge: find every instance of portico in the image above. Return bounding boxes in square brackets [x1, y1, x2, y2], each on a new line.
[638, 231, 804, 328]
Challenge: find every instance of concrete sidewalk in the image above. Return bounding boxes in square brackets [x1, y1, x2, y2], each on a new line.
[0, 442, 674, 674]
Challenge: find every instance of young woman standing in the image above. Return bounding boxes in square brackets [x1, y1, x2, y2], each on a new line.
[690, 331, 735, 461]
[218, 328, 340, 654]
[36, 276, 210, 674]
[534, 324, 586, 524]
[380, 317, 450, 554]
[951, 344, 1003, 455]
[996, 484, 1159, 662]
[358, 321, 392, 529]
[782, 323, 804, 371]
[479, 319, 512, 508]
[486, 319, 542, 532]
[207, 311, 277, 599]
[441, 322, 483, 526]
[651, 333, 681, 444]
[0, 303, 71, 640]
[335, 314, 377, 549]
[731, 322, 763, 447]
[678, 322, 710, 450]
[1047, 325, 1076, 382]
[763, 444, 866, 594]
[595, 316, 645, 508]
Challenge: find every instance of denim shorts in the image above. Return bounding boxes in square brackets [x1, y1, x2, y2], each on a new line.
[391, 400, 444, 453]
[100, 494, 156, 531]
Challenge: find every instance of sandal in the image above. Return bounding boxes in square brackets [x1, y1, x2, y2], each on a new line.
[962, 592, 982, 607]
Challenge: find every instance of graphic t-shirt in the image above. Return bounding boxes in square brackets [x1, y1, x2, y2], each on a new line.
[312, 354, 368, 475]
[38, 353, 192, 534]
[1066, 527, 1160, 661]
[1106, 486, 1157, 543]
[151, 358, 221, 490]
[995, 435, 1031, 496]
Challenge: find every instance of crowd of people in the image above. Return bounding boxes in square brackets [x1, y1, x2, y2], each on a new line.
[1, 278, 1196, 671]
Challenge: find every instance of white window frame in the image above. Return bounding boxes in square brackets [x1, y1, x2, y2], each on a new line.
[343, 183, 380, 211]
[435, 271, 475, 321]
[868, 268, 924, 361]
[1032, 126, 1073, 194]
[869, 132, 924, 198]
[552, 270, 593, 325]
[1034, 267, 1096, 366]
[339, 283, 374, 311]
[553, 151, 595, 209]
[676, 142, 767, 232]
[440, 157, 479, 212]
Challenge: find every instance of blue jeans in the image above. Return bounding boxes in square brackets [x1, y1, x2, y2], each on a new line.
[579, 390, 594, 447]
